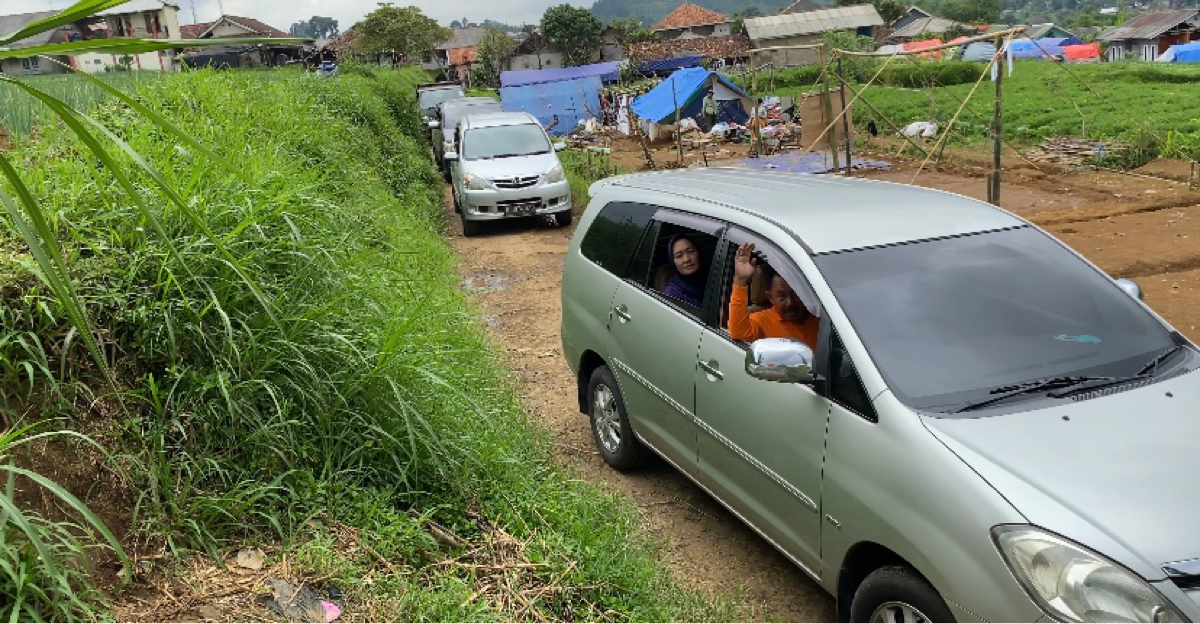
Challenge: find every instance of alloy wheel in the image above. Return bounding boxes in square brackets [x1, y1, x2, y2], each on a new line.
[592, 383, 621, 453]
[869, 601, 931, 623]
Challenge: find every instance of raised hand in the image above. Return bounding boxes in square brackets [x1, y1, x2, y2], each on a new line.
[734, 242, 757, 285]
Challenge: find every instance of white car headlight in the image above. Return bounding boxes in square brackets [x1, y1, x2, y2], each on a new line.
[463, 173, 492, 191]
[993, 526, 1185, 623]
[544, 164, 565, 184]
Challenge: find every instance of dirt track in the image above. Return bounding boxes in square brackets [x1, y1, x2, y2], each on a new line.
[446, 159, 1200, 621]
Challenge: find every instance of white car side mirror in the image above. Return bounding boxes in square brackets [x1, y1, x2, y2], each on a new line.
[444, 151, 459, 162]
[553, 142, 567, 152]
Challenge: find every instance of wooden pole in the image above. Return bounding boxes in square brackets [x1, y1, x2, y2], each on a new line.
[838, 53, 852, 176]
[991, 41, 1003, 205]
[751, 50, 761, 157]
[672, 75, 682, 164]
[819, 46, 840, 173]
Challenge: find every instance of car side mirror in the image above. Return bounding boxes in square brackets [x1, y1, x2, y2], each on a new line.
[745, 338, 817, 384]
[1115, 278, 1143, 301]
[444, 151, 459, 162]
[428, 120, 440, 129]
[553, 141, 567, 151]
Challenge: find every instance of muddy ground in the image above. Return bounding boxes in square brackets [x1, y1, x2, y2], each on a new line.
[447, 152, 1200, 621]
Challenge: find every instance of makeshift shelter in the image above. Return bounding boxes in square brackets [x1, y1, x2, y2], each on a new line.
[1158, 41, 1200, 61]
[1008, 37, 1083, 58]
[631, 67, 751, 129]
[903, 38, 944, 59]
[1062, 42, 1101, 62]
[639, 55, 702, 75]
[961, 40, 996, 61]
[499, 76, 602, 136]
[500, 62, 620, 88]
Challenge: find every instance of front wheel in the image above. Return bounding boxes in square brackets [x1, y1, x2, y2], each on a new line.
[553, 210, 573, 227]
[588, 366, 643, 471]
[850, 566, 955, 623]
[462, 216, 484, 238]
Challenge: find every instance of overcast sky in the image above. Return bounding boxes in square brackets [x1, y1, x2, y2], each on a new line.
[3, 0, 592, 31]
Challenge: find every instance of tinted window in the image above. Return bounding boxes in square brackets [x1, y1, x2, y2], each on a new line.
[816, 227, 1176, 413]
[463, 124, 550, 160]
[580, 203, 655, 276]
[419, 88, 463, 111]
[443, 102, 502, 135]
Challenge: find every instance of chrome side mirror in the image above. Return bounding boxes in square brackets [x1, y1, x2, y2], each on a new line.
[1115, 278, 1143, 301]
[444, 151, 459, 162]
[428, 120, 440, 129]
[745, 338, 816, 383]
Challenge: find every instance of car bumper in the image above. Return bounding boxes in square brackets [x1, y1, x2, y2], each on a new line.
[461, 181, 571, 221]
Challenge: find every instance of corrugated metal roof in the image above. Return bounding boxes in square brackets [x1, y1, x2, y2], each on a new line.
[0, 10, 60, 49]
[96, 1, 179, 16]
[887, 15, 962, 39]
[745, 4, 883, 42]
[1099, 9, 1199, 41]
[437, 27, 486, 50]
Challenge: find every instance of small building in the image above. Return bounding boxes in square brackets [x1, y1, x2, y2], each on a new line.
[434, 27, 487, 85]
[600, 26, 628, 62]
[886, 14, 964, 42]
[179, 14, 309, 68]
[780, 0, 838, 15]
[1099, 9, 1200, 61]
[1024, 23, 1076, 39]
[626, 35, 751, 67]
[0, 11, 70, 76]
[507, 32, 567, 71]
[888, 6, 935, 33]
[653, 3, 734, 41]
[745, 4, 884, 67]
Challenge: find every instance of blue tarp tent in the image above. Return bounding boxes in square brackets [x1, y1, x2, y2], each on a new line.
[500, 62, 620, 87]
[638, 55, 702, 75]
[1160, 41, 1200, 61]
[631, 67, 751, 125]
[499, 75, 602, 136]
[1009, 37, 1084, 58]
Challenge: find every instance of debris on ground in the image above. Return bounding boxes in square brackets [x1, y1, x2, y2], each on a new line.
[1026, 136, 1133, 166]
[259, 578, 329, 622]
[235, 547, 265, 571]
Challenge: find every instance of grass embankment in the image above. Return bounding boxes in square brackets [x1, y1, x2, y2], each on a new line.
[818, 61, 1200, 145]
[0, 67, 730, 620]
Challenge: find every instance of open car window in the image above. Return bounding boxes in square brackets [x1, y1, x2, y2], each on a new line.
[714, 229, 822, 333]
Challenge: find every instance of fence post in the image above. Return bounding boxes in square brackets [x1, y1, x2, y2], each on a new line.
[819, 45, 840, 173]
[838, 53, 852, 176]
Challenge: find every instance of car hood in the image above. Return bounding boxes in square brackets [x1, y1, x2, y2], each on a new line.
[461, 152, 560, 181]
[924, 368, 1200, 579]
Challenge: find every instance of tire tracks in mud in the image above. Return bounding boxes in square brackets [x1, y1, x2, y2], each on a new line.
[443, 195, 836, 622]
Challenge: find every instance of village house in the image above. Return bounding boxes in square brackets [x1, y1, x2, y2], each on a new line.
[178, 14, 309, 68]
[434, 27, 487, 85]
[600, 26, 628, 62]
[744, 4, 883, 67]
[1099, 9, 1200, 61]
[625, 34, 750, 68]
[0, 1, 182, 76]
[506, 31, 569, 71]
[888, 5, 935, 33]
[653, 3, 734, 41]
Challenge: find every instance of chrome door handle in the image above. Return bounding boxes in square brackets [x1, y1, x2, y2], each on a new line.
[613, 304, 632, 323]
[698, 359, 724, 380]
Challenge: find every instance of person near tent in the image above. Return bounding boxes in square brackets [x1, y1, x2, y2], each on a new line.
[702, 88, 717, 132]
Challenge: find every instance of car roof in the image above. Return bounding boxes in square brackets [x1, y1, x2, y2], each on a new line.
[461, 111, 539, 129]
[592, 168, 1025, 254]
[439, 97, 499, 110]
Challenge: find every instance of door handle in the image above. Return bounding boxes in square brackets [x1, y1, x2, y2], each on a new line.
[613, 304, 632, 323]
[698, 359, 724, 380]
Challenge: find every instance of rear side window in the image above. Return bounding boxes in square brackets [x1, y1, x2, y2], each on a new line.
[580, 202, 655, 275]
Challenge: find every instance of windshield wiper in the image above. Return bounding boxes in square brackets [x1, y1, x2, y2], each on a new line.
[955, 376, 1114, 413]
[1046, 344, 1189, 399]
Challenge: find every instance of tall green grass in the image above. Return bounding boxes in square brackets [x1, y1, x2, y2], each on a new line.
[0, 67, 733, 620]
[0, 71, 154, 137]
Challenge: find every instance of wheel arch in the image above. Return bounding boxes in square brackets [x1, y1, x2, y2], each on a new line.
[576, 350, 607, 413]
[836, 541, 940, 622]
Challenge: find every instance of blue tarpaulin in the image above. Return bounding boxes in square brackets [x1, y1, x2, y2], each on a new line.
[631, 67, 750, 125]
[638, 55, 702, 75]
[1009, 37, 1083, 58]
[500, 62, 620, 87]
[499, 76, 602, 136]
[1164, 41, 1200, 61]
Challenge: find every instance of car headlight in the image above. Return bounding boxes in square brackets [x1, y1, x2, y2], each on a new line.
[544, 164, 565, 184]
[463, 173, 492, 191]
[993, 526, 1185, 623]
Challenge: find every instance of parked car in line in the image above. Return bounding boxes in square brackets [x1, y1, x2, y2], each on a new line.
[561, 167, 1200, 623]
[445, 111, 571, 237]
[415, 81, 463, 128]
[429, 97, 502, 178]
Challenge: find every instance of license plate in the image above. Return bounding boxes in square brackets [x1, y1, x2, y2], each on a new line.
[508, 203, 538, 216]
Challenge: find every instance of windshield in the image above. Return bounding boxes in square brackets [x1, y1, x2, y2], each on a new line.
[443, 103, 502, 135]
[816, 227, 1177, 413]
[419, 88, 463, 111]
[463, 124, 550, 160]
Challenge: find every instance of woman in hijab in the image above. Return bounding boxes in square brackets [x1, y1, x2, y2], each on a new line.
[663, 234, 706, 309]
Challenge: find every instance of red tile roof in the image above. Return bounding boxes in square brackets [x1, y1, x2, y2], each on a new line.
[179, 15, 290, 40]
[627, 34, 750, 60]
[653, 3, 731, 31]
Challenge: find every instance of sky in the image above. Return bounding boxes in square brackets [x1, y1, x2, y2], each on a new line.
[2, 0, 592, 31]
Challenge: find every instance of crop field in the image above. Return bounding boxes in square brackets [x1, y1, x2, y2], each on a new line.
[0, 71, 160, 136]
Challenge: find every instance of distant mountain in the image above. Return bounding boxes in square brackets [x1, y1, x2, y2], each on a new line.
[589, 0, 799, 26]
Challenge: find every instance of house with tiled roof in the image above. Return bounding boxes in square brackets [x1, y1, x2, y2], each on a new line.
[626, 34, 751, 65]
[177, 14, 311, 69]
[653, 3, 734, 41]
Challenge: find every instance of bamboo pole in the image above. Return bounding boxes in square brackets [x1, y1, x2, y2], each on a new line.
[672, 75, 682, 164]
[838, 54, 852, 175]
[819, 45, 839, 173]
[834, 71, 932, 159]
[991, 40, 1003, 205]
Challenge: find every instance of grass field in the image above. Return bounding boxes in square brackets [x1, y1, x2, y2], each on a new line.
[764, 60, 1200, 148]
[0, 71, 164, 137]
[0, 67, 734, 620]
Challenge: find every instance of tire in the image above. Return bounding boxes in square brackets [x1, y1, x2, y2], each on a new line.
[461, 215, 484, 238]
[588, 366, 644, 471]
[850, 566, 955, 623]
[452, 190, 461, 213]
[553, 210, 573, 227]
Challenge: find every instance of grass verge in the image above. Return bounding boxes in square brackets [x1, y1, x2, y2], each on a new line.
[0, 67, 733, 620]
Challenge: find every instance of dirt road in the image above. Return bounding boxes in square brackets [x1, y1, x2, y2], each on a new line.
[446, 160, 1200, 621]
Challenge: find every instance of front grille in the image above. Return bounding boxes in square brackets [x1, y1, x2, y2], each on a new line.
[492, 175, 539, 189]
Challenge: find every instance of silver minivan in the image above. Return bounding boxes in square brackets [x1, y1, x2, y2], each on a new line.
[446, 112, 571, 237]
[560, 168, 1200, 623]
